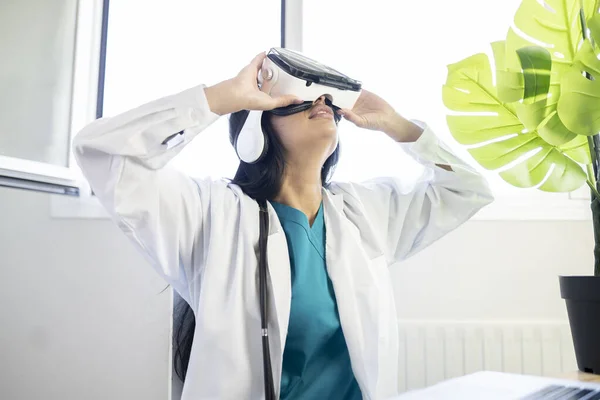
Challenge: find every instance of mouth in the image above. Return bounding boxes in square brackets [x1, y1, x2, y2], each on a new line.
[309, 104, 334, 120]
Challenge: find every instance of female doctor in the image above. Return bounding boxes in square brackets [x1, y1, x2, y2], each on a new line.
[74, 52, 493, 400]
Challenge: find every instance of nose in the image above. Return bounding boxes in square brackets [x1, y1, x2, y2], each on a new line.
[313, 95, 327, 105]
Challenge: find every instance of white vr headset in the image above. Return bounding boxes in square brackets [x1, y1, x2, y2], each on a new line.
[234, 48, 363, 164]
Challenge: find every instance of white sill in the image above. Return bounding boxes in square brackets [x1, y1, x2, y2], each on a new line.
[50, 191, 109, 219]
[51, 191, 592, 221]
[472, 197, 591, 221]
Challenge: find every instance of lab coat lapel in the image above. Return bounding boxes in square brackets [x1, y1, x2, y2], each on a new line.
[264, 202, 291, 391]
[322, 190, 381, 399]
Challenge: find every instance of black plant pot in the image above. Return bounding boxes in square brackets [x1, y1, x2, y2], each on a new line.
[559, 276, 600, 374]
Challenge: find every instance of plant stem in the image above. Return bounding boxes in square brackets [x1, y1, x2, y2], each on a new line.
[587, 179, 600, 201]
[579, 5, 600, 276]
[593, 137, 600, 187]
[587, 163, 597, 188]
[586, 136, 600, 190]
[580, 8, 600, 191]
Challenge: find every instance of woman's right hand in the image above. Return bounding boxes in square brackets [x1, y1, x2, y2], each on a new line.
[205, 52, 303, 116]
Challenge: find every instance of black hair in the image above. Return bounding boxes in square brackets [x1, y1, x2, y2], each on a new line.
[173, 109, 341, 382]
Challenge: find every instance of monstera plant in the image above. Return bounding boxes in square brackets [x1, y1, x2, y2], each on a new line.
[442, 0, 600, 373]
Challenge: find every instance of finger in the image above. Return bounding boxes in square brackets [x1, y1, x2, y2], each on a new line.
[271, 95, 305, 109]
[338, 108, 362, 126]
[249, 93, 302, 111]
[249, 52, 267, 71]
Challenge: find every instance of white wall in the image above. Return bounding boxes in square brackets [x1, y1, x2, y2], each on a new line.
[0, 1, 173, 398]
[0, 182, 593, 399]
[0, 187, 172, 400]
[392, 220, 594, 322]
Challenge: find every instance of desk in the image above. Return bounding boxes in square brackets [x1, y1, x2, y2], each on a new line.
[561, 371, 600, 383]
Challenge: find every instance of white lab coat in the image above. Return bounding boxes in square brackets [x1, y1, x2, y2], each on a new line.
[73, 84, 493, 400]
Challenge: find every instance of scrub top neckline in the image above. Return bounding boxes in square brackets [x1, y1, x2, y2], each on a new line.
[269, 201, 324, 231]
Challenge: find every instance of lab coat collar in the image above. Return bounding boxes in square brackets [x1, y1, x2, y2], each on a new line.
[328, 188, 345, 211]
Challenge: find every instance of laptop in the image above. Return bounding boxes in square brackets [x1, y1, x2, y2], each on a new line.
[391, 371, 600, 399]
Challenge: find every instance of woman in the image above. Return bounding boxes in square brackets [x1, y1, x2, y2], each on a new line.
[74, 52, 493, 399]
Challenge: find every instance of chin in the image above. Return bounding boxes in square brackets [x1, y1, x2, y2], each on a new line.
[298, 125, 337, 152]
[310, 118, 338, 132]
[315, 125, 338, 144]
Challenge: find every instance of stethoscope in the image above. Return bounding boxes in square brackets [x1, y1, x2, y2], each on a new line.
[258, 199, 276, 399]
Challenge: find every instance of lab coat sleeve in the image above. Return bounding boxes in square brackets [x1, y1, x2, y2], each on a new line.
[73, 84, 220, 305]
[331, 122, 494, 264]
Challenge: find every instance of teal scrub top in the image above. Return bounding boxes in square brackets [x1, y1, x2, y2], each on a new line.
[269, 201, 362, 400]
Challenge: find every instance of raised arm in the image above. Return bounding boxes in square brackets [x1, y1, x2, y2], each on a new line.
[333, 89, 493, 264]
[73, 53, 302, 306]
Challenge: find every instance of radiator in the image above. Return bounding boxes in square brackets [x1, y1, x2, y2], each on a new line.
[397, 320, 577, 392]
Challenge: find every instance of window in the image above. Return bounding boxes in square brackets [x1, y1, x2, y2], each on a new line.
[301, 0, 591, 220]
[0, 0, 107, 195]
[52, 0, 279, 217]
[102, 0, 280, 181]
[47, 0, 589, 220]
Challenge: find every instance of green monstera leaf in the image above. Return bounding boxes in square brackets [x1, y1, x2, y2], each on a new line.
[516, 46, 553, 104]
[493, 41, 552, 104]
[492, 41, 525, 103]
[589, 8, 600, 39]
[443, 51, 587, 192]
[504, 0, 597, 75]
[560, 135, 592, 164]
[557, 19, 600, 136]
[513, 82, 582, 147]
[441, 0, 600, 193]
[493, 41, 553, 103]
[500, 0, 598, 148]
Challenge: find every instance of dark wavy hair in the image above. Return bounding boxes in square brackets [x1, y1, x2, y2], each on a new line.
[173, 109, 341, 382]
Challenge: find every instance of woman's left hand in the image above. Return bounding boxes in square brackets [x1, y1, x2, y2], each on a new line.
[338, 89, 422, 143]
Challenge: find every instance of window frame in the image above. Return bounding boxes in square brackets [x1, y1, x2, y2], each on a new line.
[51, 0, 592, 221]
[2, 0, 109, 197]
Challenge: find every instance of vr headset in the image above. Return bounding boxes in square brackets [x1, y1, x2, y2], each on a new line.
[234, 48, 362, 164]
